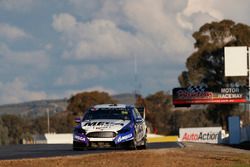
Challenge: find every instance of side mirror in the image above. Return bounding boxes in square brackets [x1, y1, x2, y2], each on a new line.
[75, 117, 81, 124]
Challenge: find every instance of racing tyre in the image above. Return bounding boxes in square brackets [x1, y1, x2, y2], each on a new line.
[138, 136, 147, 150]
[128, 138, 137, 150]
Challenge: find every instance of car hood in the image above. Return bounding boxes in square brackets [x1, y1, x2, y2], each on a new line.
[81, 119, 130, 132]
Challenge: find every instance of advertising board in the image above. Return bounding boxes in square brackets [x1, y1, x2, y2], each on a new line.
[224, 46, 248, 77]
[179, 127, 222, 144]
[173, 86, 247, 107]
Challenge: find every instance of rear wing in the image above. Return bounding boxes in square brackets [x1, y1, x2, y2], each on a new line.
[136, 107, 145, 119]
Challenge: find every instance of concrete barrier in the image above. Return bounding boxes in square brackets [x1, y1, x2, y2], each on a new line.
[147, 134, 178, 143]
[45, 133, 73, 144]
[44, 133, 177, 144]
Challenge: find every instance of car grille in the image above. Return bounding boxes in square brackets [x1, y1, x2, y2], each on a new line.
[87, 132, 117, 138]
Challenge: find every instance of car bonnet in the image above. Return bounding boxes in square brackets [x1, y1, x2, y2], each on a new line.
[81, 119, 131, 132]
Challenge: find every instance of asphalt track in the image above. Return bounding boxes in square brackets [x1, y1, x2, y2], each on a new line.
[0, 142, 182, 160]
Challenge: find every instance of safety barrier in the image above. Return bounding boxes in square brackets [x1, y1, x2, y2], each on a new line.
[179, 127, 224, 144]
[241, 125, 250, 142]
[147, 134, 178, 143]
[41, 133, 178, 144]
[45, 133, 73, 144]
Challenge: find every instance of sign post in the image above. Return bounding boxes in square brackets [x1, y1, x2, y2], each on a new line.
[224, 46, 249, 124]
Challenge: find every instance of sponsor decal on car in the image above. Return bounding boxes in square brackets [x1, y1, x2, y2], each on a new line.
[117, 133, 133, 142]
[82, 121, 124, 127]
[115, 132, 134, 144]
[74, 135, 86, 142]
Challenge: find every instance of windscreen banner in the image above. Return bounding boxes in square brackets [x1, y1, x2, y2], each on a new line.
[179, 127, 222, 144]
[173, 86, 247, 107]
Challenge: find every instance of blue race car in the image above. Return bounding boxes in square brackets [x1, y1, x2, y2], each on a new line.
[73, 104, 147, 150]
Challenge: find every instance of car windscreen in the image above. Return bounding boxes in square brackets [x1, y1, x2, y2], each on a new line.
[83, 108, 131, 120]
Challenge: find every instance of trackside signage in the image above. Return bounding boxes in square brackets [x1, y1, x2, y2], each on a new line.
[173, 87, 247, 107]
[179, 127, 222, 144]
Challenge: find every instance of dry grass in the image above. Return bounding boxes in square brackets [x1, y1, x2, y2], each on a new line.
[0, 143, 250, 167]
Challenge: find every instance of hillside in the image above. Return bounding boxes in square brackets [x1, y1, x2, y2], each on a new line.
[0, 93, 136, 117]
[112, 93, 136, 105]
[0, 99, 68, 117]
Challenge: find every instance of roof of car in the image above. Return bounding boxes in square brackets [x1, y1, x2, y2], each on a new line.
[93, 104, 133, 109]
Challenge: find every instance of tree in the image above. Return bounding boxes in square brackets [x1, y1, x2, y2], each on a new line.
[178, 20, 250, 128]
[136, 91, 214, 134]
[67, 91, 117, 116]
[136, 91, 173, 134]
[50, 111, 73, 133]
[32, 116, 48, 134]
[1, 115, 24, 144]
[0, 118, 8, 145]
[59, 91, 118, 131]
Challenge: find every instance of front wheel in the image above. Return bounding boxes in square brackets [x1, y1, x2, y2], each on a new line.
[138, 136, 147, 150]
[128, 138, 137, 150]
[73, 141, 87, 151]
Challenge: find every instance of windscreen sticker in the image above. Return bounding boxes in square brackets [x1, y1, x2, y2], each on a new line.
[121, 111, 128, 115]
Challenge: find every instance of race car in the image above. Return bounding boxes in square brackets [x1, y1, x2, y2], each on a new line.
[73, 104, 147, 150]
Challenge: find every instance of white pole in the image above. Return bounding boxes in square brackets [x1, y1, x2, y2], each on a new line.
[248, 47, 250, 123]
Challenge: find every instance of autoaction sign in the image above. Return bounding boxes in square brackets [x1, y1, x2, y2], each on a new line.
[179, 127, 222, 144]
[173, 87, 247, 106]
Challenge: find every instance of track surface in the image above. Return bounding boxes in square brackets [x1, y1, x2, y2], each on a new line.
[0, 142, 181, 160]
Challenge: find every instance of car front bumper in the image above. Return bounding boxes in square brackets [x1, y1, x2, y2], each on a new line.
[73, 130, 134, 147]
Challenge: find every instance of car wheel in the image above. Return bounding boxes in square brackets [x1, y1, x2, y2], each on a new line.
[128, 138, 137, 150]
[73, 141, 86, 151]
[138, 136, 147, 150]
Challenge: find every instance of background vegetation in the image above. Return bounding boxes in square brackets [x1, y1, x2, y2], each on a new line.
[0, 19, 249, 145]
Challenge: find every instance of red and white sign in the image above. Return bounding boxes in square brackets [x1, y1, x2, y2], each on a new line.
[173, 87, 247, 107]
[179, 127, 222, 144]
